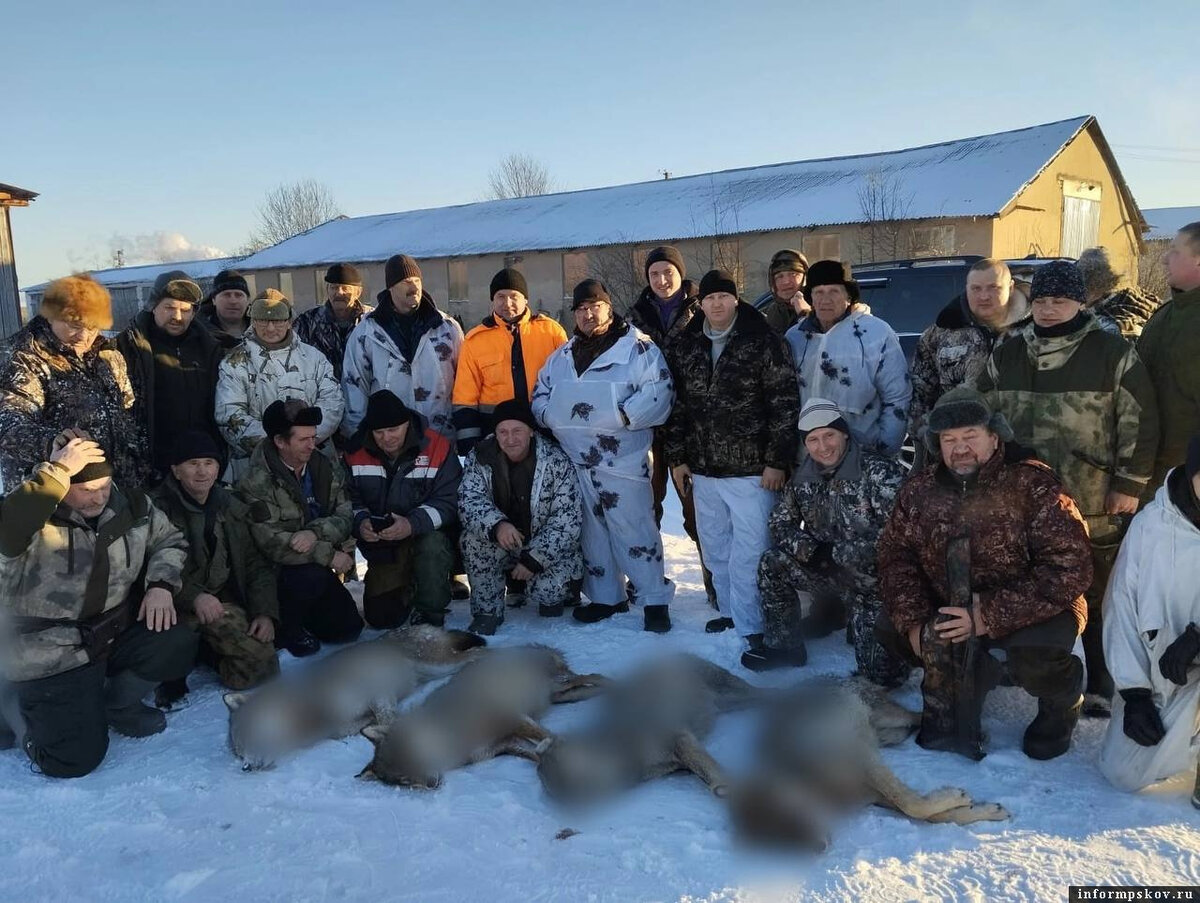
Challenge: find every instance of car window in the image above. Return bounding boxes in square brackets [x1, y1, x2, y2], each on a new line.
[858, 271, 962, 334]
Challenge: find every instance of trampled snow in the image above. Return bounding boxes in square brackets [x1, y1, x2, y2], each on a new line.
[1, 495, 1197, 902]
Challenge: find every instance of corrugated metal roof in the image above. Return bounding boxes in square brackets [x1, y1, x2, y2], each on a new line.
[1143, 206, 1200, 240]
[22, 256, 238, 295]
[237, 116, 1094, 270]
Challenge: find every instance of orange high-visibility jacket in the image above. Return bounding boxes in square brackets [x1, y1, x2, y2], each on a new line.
[451, 310, 567, 452]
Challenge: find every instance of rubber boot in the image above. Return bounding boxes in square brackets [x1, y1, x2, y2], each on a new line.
[105, 671, 167, 738]
[1022, 693, 1083, 761]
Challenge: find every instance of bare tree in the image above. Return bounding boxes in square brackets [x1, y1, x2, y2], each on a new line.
[689, 177, 747, 291]
[242, 179, 342, 253]
[487, 154, 557, 200]
[587, 242, 643, 313]
[855, 170, 914, 263]
[1138, 238, 1170, 299]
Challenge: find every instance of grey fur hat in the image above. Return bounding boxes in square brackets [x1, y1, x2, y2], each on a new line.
[923, 387, 1013, 453]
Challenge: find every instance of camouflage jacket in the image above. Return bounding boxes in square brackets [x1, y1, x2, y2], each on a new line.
[0, 462, 186, 681]
[754, 292, 800, 335]
[1089, 288, 1161, 342]
[768, 440, 905, 578]
[627, 282, 701, 351]
[0, 317, 145, 490]
[458, 434, 582, 572]
[663, 303, 799, 477]
[215, 329, 345, 481]
[785, 309, 911, 457]
[1137, 287, 1200, 492]
[293, 301, 368, 380]
[976, 313, 1158, 535]
[149, 475, 279, 622]
[235, 439, 354, 569]
[908, 294, 1030, 444]
[877, 444, 1092, 641]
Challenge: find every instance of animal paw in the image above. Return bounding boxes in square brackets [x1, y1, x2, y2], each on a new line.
[928, 787, 972, 812]
[975, 802, 1010, 821]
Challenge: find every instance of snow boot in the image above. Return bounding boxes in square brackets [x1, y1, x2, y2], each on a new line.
[1023, 694, 1083, 761]
[467, 613, 503, 636]
[705, 617, 735, 634]
[741, 643, 808, 672]
[538, 601, 564, 618]
[154, 677, 190, 712]
[105, 671, 167, 738]
[643, 605, 671, 634]
[572, 601, 628, 624]
[276, 626, 321, 658]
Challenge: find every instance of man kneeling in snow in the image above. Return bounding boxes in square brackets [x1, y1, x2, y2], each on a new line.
[1100, 436, 1200, 807]
[0, 434, 195, 778]
[458, 400, 582, 635]
[876, 388, 1093, 761]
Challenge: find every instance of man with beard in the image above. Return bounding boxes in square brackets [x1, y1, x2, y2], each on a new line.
[117, 270, 223, 483]
[294, 263, 370, 381]
[452, 267, 566, 455]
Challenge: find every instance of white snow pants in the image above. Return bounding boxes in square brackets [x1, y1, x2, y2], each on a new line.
[1100, 678, 1200, 791]
[692, 474, 778, 637]
[577, 466, 674, 607]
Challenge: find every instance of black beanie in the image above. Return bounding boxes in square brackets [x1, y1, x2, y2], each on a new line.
[169, 430, 223, 465]
[325, 263, 363, 286]
[491, 399, 537, 432]
[803, 260, 860, 303]
[363, 390, 411, 431]
[263, 398, 323, 440]
[71, 459, 114, 485]
[147, 270, 202, 310]
[698, 269, 739, 300]
[572, 279, 611, 310]
[644, 246, 686, 282]
[211, 270, 250, 297]
[385, 254, 423, 288]
[490, 267, 529, 300]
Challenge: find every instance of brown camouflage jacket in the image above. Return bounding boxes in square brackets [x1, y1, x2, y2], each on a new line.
[0, 462, 186, 681]
[878, 445, 1091, 640]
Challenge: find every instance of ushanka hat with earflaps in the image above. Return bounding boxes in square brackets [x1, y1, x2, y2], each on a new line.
[146, 270, 202, 310]
[248, 288, 293, 321]
[39, 274, 114, 330]
[923, 387, 1013, 453]
[262, 398, 323, 439]
[803, 260, 859, 303]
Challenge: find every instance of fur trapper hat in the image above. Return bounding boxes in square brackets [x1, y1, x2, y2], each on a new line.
[39, 274, 113, 330]
[923, 387, 1013, 452]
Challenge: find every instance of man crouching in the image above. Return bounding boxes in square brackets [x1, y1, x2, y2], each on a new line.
[0, 435, 194, 778]
[458, 400, 582, 634]
[149, 430, 280, 704]
[876, 388, 1092, 760]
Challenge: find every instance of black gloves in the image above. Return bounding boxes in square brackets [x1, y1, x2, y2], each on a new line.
[808, 542, 835, 570]
[1120, 689, 1166, 747]
[1158, 623, 1200, 686]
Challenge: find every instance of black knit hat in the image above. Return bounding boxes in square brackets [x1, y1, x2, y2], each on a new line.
[644, 246, 686, 282]
[491, 399, 537, 432]
[71, 459, 114, 485]
[363, 390, 411, 431]
[698, 269, 739, 300]
[211, 270, 250, 297]
[147, 270, 202, 310]
[324, 263, 363, 287]
[169, 430, 223, 465]
[803, 260, 859, 303]
[263, 398, 323, 440]
[924, 387, 1013, 453]
[769, 249, 809, 280]
[1030, 260, 1086, 304]
[572, 279, 611, 310]
[385, 254, 423, 289]
[490, 267, 528, 300]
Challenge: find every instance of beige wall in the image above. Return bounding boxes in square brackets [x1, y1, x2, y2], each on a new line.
[993, 124, 1141, 283]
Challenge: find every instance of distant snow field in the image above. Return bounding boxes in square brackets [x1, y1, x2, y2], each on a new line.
[1, 498, 1197, 902]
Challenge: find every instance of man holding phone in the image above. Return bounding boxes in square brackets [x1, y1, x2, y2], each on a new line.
[344, 390, 462, 629]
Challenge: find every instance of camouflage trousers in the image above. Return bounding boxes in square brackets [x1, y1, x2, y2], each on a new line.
[188, 604, 279, 691]
[757, 547, 909, 687]
[461, 530, 580, 618]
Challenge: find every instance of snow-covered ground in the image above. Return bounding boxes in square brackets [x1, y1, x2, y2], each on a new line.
[2, 497, 1197, 903]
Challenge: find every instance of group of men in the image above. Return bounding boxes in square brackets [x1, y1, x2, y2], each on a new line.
[0, 224, 1197, 809]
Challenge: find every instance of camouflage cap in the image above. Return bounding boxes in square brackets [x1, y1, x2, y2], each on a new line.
[248, 288, 293, 321]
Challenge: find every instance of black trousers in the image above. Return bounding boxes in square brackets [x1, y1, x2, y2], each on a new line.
[277, 563, 363, 644]
[16, 621, 197, 779]
[875, 607, 1083, 709]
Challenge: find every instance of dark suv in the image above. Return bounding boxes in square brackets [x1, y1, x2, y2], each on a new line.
[755, 255, 1071, 360]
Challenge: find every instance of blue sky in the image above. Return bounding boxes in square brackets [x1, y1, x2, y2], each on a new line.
[6, 0, 1196, 286]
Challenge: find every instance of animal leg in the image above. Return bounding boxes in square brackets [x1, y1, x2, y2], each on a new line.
[866, 696, 921, 748]
[550, 672, 612, 704]
[922, 801, 1010, 825]
[673, 732, 730, 797]
[863, 753, 972, 820]
[510, 715, 554, 744]
[467, 737, 541, 764]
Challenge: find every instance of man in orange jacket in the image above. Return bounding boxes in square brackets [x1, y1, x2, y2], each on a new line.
[452, 268, 567, 455]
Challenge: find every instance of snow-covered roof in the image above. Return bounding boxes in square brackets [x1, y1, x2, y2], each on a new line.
[22, 256, 239, 295]
[238, 116, 1099, 269]
[1142, 206, 1200, 240]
